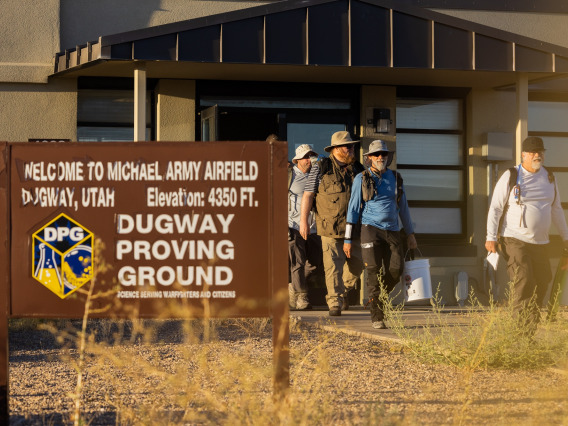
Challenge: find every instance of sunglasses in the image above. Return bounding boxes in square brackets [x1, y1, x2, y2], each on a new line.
[370, 151, 389, 157]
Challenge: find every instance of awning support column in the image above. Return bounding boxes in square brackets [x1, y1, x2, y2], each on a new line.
[134, 63, 147, 142]
[515, 73, 528, 161]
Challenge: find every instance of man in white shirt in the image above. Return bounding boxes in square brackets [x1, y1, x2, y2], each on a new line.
[486, 136, 568, 332]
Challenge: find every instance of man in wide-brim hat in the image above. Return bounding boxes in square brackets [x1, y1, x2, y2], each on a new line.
[299, 131, 365, 316]
[344, 139, 417, 329]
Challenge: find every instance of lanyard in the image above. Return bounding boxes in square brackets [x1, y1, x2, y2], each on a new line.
[513, 164, 522, 205]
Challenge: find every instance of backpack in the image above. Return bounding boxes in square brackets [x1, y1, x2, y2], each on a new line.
[497, 166, 556, 234]
[361, 168, 404, 205]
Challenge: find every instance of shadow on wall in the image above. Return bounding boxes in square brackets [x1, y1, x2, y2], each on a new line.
[60, 0, 166, 50]
[59, 0, 268, 50]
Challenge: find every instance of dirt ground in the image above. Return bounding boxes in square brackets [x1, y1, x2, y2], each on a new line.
[7, 319, 568, 425]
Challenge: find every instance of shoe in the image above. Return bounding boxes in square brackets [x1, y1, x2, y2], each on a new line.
[329, 308, 342, 316]
[288, 284, 296, 310]
[296, 293, 312, 310]
[372, 320, 387, 329]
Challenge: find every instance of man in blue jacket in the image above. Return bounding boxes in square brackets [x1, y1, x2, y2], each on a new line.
[344, 140, 417, 329]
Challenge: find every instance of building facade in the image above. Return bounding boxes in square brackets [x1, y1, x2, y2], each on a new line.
[3, 0, 568, 304]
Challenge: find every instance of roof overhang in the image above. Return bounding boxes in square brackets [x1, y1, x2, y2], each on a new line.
[52, 0, 568, 91]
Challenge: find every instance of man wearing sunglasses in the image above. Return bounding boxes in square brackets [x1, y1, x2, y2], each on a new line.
[344, 140, 417, 329]
[486, 136, 568, 334]
[300, 131, 365, 316]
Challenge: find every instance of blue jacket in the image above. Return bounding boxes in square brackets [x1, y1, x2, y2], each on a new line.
[345, 168, 414, 243]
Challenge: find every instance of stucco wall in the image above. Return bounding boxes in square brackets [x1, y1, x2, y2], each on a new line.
[0, 79, 77, 142]
[156, 79, 196, 141]
[0, 0, 59, 83]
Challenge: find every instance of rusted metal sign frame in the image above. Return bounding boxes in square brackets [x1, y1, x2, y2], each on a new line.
[0, 141, 289, 423]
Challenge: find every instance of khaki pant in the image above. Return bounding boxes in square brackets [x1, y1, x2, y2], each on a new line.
[321, 235, 364, 309]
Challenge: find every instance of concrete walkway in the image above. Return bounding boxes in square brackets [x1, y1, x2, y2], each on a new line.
[291, 305, 475, 343]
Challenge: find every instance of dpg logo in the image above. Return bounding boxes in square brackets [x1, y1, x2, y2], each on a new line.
[32, 213, 94, 299]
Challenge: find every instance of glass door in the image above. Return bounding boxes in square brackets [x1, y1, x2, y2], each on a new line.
[200, 105, 218, 141]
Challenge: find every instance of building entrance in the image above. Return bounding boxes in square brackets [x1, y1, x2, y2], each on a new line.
[197, 81, 360, 161]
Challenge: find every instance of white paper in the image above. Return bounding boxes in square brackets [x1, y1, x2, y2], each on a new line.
[487, 252, 500, 270]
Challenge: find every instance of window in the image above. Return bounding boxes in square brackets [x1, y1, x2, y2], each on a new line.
[396, 92, 467, 238]
[77, 78, 154, 141]
[528, 99, 568, 236]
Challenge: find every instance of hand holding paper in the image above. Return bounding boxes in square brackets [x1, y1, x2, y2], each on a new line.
[487, 252, 500, 270]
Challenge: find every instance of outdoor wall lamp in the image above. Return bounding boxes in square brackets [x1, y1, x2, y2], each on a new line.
[373, 108, 391, 134]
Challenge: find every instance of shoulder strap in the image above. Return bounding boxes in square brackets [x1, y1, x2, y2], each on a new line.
[395, 171, 404, 205]
[507, 167, 517, 194]
[545, 167, 557, 204]
[498, 167, 517, 236]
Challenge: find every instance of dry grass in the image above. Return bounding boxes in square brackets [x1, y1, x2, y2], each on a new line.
[8, 245, 568, 425]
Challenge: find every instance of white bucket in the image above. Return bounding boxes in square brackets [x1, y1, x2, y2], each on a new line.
[403, 258, 433, 302]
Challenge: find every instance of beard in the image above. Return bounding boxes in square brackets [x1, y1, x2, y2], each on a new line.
[532, 159, 543, 171]
[333, 148, 355, 164]
[372, 159, 386, 172]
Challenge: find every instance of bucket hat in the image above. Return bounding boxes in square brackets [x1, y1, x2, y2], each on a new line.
[292, 144, 318, 164]
[522, 136, 546, 152]
[364, 139, 394, 166]
[324, 131, 359, 152]
[363, 139, 391, 156]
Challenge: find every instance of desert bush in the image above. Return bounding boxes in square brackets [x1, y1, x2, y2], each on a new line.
[384, 282, 568, 370]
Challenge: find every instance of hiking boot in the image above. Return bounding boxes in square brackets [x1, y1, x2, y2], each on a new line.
[372, 320, 387, 329]
[296, 293, 312, 310]
[329, 308, 342, 316]
[288, 284, 296, 310]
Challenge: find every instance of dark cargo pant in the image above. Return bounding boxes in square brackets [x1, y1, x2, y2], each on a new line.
[361, 225, 404, 322]
[288, 229, 322, 293]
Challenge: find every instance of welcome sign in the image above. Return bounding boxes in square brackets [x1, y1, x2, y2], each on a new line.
[9, 141, 288, 317]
